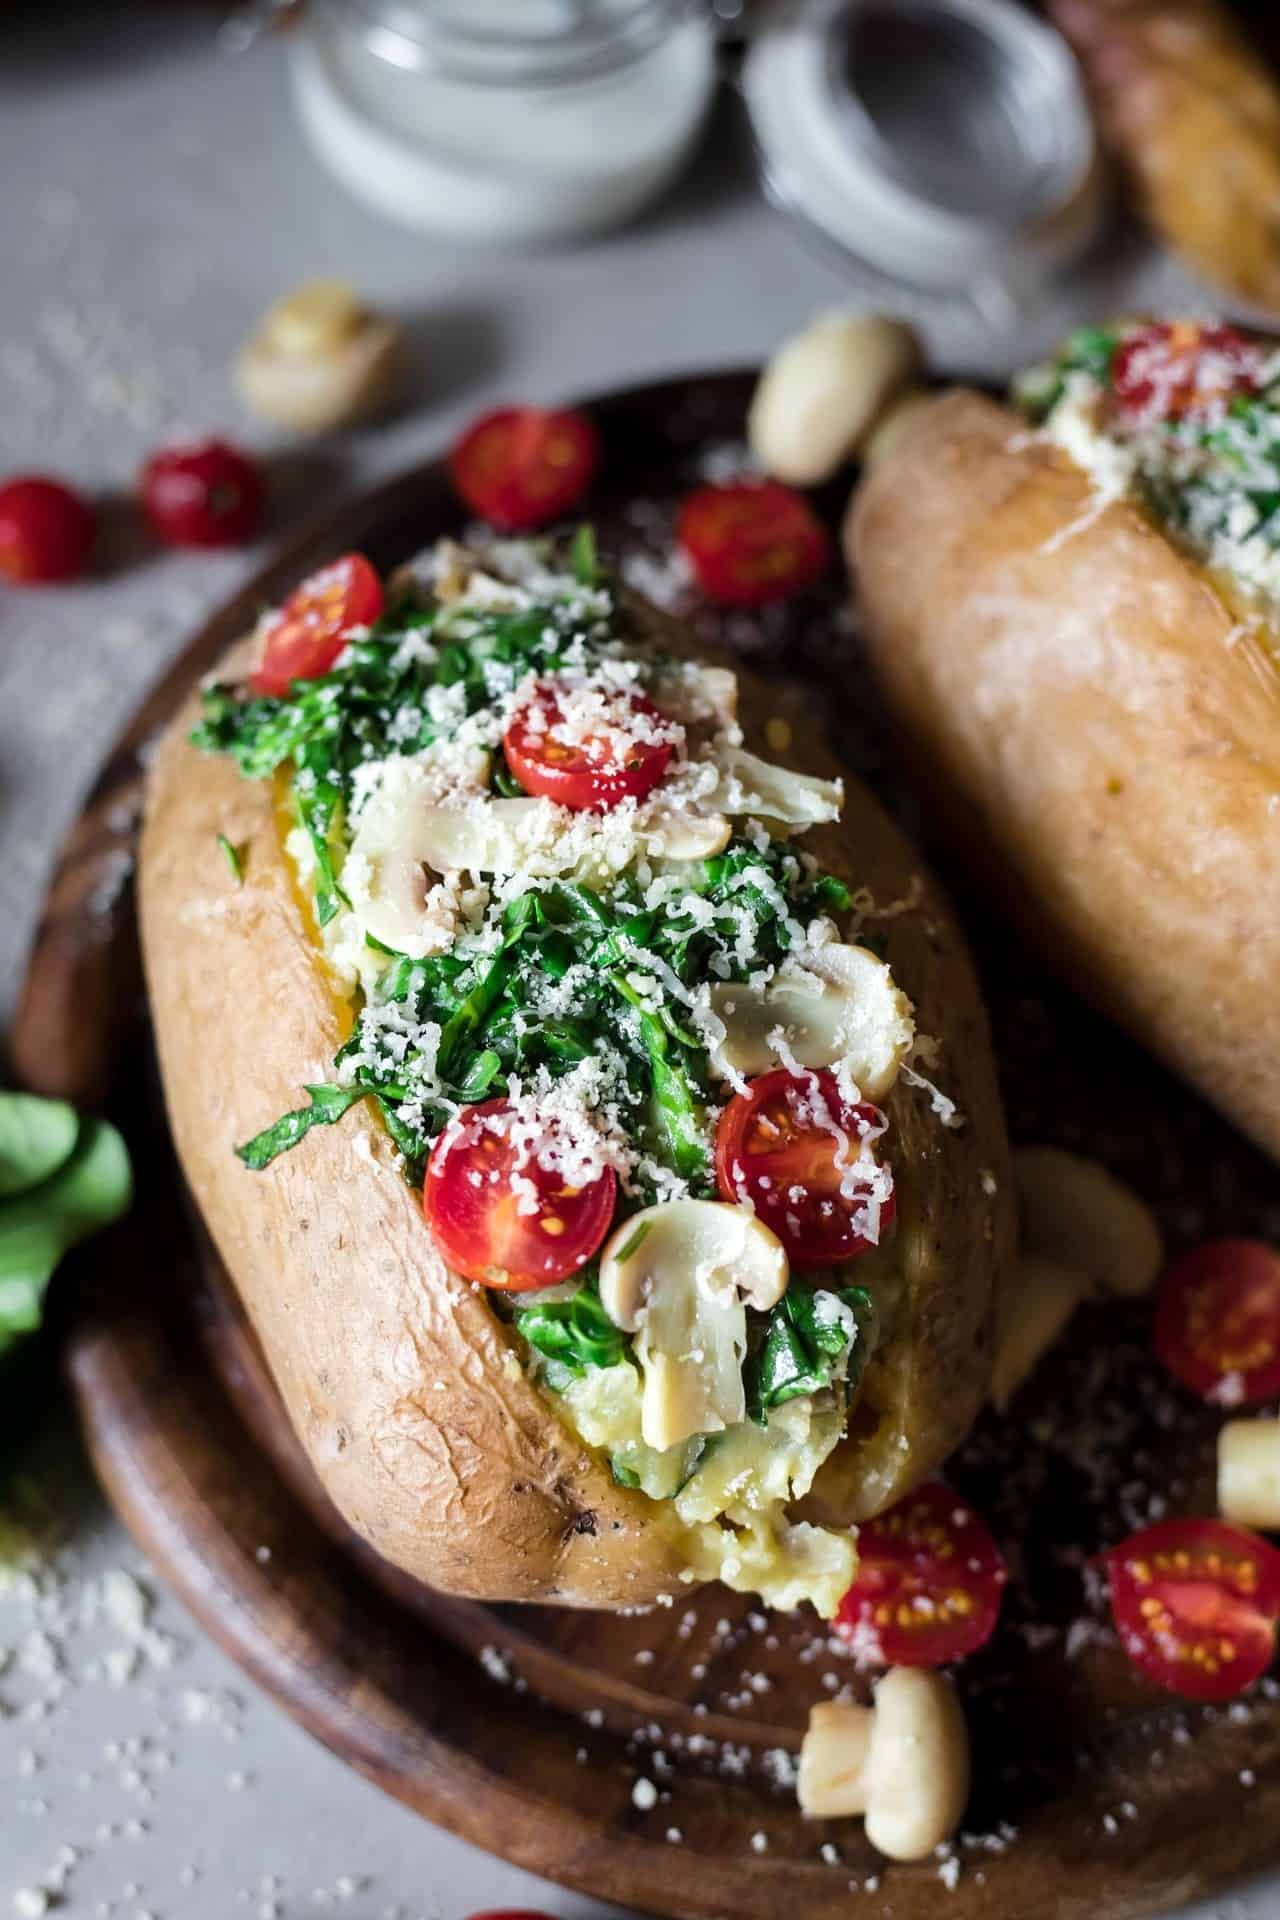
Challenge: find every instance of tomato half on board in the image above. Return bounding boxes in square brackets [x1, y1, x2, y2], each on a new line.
[714, 1068, 894, 1268]
[677, 480, 831, 607]
[1103, 1517, 1280, 1703]
[1112, 322, 1261, 423]
[835, 1481, 1007, 1667]
[1153, 1238, 1280, 1406]
[448, 406, 600, 532]
[423, 1098, 616, 1290]
[503, 680, 675, 812]
[250, 553, 384, 697]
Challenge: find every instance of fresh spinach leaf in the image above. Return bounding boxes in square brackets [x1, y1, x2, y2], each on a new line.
[236, 1084, 367, 1170]
[515, 1275, 628, 1378]
[0, 1094, 79, 1200]
[0, 1117, 132, 1358]
[745, 1285, 876, 1426]
[216, 833, 244, 885]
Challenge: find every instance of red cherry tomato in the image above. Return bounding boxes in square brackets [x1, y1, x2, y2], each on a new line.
[1103, 1517, 1280, 1702]
[677, 480, 831, 607]
[1112, 322, 1261, 423]
[448, 406, 600, 532]
[0, 476, 96, 584]
[423, 1098, 616, 1291]
[1154, 1238, 1280, 1406]
[140, 437, 264, 547]
[714, 1068, 894, 1269]
[250, 553, 385, 697]
[503, 680, 675, 812]
[835, 1482, 1007, 1668]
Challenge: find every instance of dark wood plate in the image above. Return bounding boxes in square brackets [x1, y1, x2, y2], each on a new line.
[16, 370, 1280, 1920]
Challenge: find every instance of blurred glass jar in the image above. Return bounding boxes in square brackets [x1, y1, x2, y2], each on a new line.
[290, 0, 718, 243]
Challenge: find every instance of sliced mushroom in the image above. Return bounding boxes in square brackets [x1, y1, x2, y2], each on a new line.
[991, 1252, 1091, 1413]
[598, 1201, 789, 1452]
[642, 809, 732, 861]
[749, 313, 923, 487]
[1013, 1146, 1164, 1297]
[236, 278, 404, 433]
[707, 944, 914, 1099]
[797, 1701, 875, 1818]
[649, 661, 739, 732]
[344, 748, 490, 954]
[1219, 1420, 1280, 1529]
[798, 1670, 970, 1861]
[707, 746, 842, 829]
[861, 386, 933, 468]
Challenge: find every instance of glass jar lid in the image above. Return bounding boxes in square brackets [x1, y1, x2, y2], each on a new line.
[742, 0, 1101, 295]
[326, 0, 699, 85]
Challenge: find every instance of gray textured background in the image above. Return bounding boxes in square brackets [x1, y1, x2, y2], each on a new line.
[0, 8, 1271, 1918]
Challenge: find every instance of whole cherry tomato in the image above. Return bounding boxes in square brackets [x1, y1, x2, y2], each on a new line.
[140, 437, 264, 547]
[0, 476, 96, 584]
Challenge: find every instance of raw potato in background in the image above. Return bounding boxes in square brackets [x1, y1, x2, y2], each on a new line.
[849, 388, 1280, 1164]
[138, 572, 1013, 1611]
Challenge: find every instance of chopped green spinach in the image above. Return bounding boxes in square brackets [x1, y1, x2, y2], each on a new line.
[745, 1284, 876, 1425]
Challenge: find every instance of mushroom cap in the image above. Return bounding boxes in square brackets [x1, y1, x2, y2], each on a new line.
[863, 1668, 970, 1863]
[708, 940, 914, 1099]
[598, 1200, 789, 1331]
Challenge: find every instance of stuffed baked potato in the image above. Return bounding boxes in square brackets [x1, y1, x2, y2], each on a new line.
[140, 534, 1012, 1616]
[851, 318, 1280, 1165]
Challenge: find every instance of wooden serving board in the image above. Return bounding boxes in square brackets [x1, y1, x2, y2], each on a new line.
[15, 370, 1280, 1920]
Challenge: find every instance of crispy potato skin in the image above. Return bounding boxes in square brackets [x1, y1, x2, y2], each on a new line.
[850, 388, 1280, 1165]
[1047, 0, 1280, 311]
[139, 600, 1011, 1607]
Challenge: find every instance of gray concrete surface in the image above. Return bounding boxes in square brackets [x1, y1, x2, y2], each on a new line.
[0, 7, 1272, 1917]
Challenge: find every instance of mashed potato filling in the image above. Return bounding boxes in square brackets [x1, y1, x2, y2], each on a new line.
[560, 1360, 858, 1616]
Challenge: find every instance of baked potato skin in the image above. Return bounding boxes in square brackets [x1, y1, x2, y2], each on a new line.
[1048, 0, 1280, 312]
[850, 388, 1280, 1165]
[139, 607, 1012, 1608]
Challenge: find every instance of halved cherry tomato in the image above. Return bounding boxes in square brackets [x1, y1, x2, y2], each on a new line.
[1103, 1517, 1280, 1702]
[140, 437, 264, 547]
[0, 476, 96, 584]
[1112, 322, 1261, 423]
[250, 553, 384, 697]
[1154, 1238, 1280, 1406]
[423, 1097, 616, 1291]
[677, 480, 830, 607]
[714, 1068, 894, 1268]
[448, 406, 600, 532]
[835, 1482, 1007, 1667]
[503, 680, 675, 812]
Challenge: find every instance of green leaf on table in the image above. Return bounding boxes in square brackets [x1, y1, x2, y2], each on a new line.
[0, 1117, 133, 1358]
[0, 1094, 80, 1200]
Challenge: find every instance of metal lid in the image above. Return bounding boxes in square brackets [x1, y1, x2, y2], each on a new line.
[742, 0, 1102, 296]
